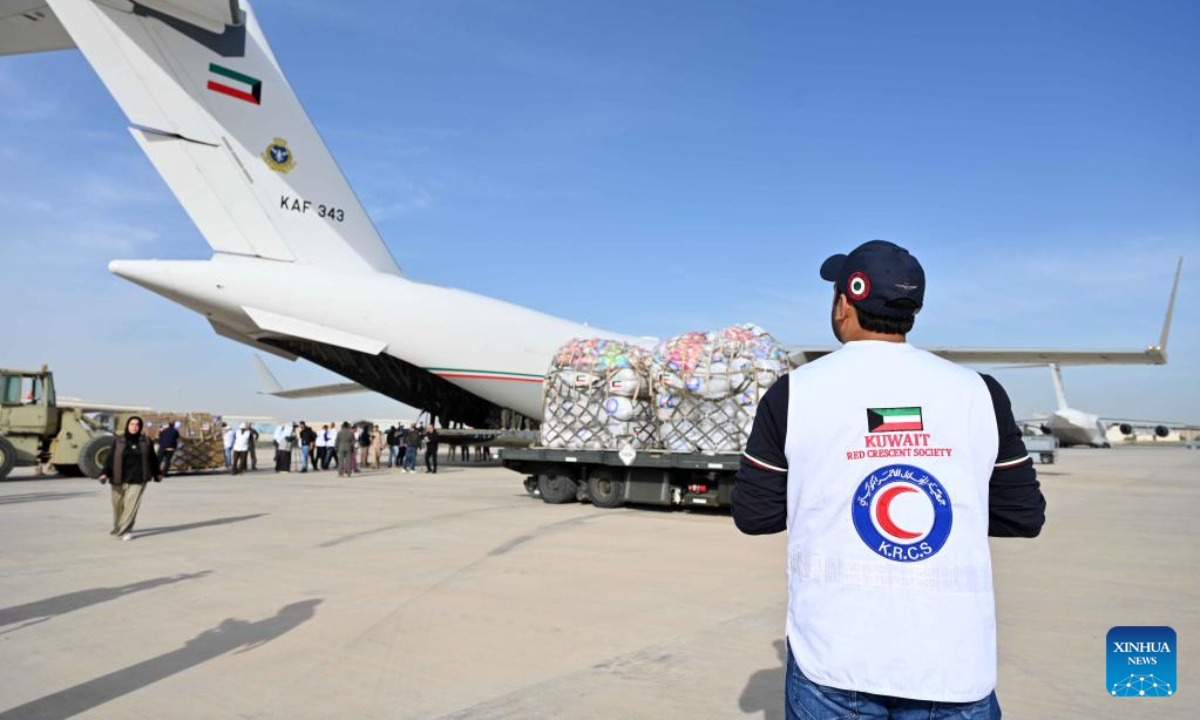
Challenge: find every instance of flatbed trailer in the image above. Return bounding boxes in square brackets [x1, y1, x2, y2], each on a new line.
[500, 446, 739, 509]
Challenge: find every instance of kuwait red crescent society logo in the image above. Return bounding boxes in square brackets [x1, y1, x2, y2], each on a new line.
[852, 464, 952, 562]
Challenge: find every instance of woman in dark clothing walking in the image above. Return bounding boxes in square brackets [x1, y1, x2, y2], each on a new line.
[99, 416, 162, 541]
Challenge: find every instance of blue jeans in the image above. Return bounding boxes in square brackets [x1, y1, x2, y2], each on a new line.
[301, 445, 310, 471]
[404, 446, 417, 470]
[786, 645, 1001, 719]
[389, 446, 399, 467]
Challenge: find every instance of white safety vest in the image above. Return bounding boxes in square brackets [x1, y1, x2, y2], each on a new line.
[784, 341, 999, 702]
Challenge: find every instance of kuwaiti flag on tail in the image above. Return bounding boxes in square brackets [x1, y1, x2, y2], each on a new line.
[207, 63, 262, 105]
[867, 407, 924, 433]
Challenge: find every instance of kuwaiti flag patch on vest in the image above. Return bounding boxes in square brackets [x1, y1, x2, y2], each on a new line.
[867, 406, 923, 433]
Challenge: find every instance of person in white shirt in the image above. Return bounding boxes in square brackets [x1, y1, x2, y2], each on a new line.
[231, 422, 253, 475]
[733, 241, 1045, 720]
[315, 424, 329, 470]
[221, 424, 234, 469]
[273, 423, 294, 473]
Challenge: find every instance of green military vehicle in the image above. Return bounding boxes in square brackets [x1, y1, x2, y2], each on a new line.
[0, 366, 120, 480]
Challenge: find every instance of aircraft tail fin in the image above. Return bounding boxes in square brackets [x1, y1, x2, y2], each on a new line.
[1157, 258, 1182, 359]
[251, 353, 285, 395]
[43, 0, 399, 275]
[1049, 363, 1069, 412]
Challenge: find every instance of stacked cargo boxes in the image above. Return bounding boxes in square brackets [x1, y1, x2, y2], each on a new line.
[143, 412, 226, 472]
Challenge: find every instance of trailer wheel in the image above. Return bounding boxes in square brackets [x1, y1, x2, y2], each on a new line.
[0, 436, 16, 479]
[538, 474, 578, 504]
[1040, 453, 1054, 465]
[78, 435, 115, 479]
[587, 471, 624, 509]
[54, 464, 85, 477]
[523, 475, 541, 498]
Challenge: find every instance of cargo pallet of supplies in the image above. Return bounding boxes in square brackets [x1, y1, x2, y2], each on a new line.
[501, 324, 792, 509]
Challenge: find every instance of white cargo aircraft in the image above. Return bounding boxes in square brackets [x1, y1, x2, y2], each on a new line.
[0, 1, 1181, 427]
[1022, 362, 1193, 447]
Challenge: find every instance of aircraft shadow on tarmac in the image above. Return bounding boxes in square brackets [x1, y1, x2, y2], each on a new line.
[0, 599, 322, 720]
[739, 639, 786, 720]
[0, 492, 96, 506]
[131, 513, 267, 538]
[0, 572, 211, 636]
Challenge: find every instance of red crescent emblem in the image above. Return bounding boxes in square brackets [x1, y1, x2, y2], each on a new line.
[875, 485, 921, 540]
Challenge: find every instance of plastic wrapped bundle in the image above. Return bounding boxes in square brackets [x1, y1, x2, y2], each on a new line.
[541, 338, 657, 450]
[652, 323, 791, 453]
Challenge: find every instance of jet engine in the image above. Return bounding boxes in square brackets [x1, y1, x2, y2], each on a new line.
[1155, 425, 1170, 438]
[1118, 423, 1134, 435]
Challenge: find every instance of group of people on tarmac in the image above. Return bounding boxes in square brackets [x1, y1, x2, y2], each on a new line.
[218, 420, 444, 477]
[104, 416, 453, 541]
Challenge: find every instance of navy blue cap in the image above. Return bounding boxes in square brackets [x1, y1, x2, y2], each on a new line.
[819, 240, 925, 318]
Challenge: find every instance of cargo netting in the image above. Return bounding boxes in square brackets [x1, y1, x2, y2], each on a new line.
[541, 324, 791, 453]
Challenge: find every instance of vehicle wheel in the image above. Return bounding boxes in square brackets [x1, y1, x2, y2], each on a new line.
[78, 435, 116, 478]
[54, 464, 85, 477]
[1040, 453, 1054, 465]
[0, 436, 16, 479]
[523, 476, 541, 498]
[538, 473, 578, 504]
[587, 470, 625, 509]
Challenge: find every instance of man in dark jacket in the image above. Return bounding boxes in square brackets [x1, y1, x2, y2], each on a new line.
[298, 422, 317, 472]
[403, 424, 422, 473]
[386, 426, 400, 467]
[157, 420, 182, 478]
[424, 426, 440, 474]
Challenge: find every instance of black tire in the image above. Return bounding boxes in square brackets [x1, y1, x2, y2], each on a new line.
[78, 435, 116, 479]
[0, 436, 16, 480]
[523, 476, 541, 498]
[538, 473, 578, 504]
[586, 470, 625, 509]
[1040, 453, 1054, 465]
[54, 464, 85, 477]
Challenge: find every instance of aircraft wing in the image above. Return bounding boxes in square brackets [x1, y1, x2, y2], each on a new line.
[791, 258, 1181, 369]
[790, 345, 1165, 367]
[1102, 418, 1198, 430]
[0, 2, 72, 55]
[57, 396, 152, 412]
[252, 354, 367, 399]
[1, 0, 239, 56]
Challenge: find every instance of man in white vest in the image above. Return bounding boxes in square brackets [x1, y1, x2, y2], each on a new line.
[733, 240, 1046, 719]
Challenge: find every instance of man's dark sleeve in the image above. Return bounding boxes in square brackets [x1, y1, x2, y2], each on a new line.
[101, 442, 115, 478]
[147, 441, 160, 479]
[732, 375, 789, 535]
[980, 374, 1046, 538]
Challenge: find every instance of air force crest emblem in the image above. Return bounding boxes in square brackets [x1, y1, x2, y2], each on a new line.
[263, 138, 296, 173]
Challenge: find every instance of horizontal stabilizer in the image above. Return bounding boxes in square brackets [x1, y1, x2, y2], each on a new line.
[209, 319, 297, 361]
[243, 306, 386, 356]
[0, 3, 73, 56]
[251, 354, 366, 399]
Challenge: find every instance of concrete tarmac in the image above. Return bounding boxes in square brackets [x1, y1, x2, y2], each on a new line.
[0, 447, 1195, 719]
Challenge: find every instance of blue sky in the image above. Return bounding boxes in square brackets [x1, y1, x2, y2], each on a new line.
[1, 0, 1197, 423]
